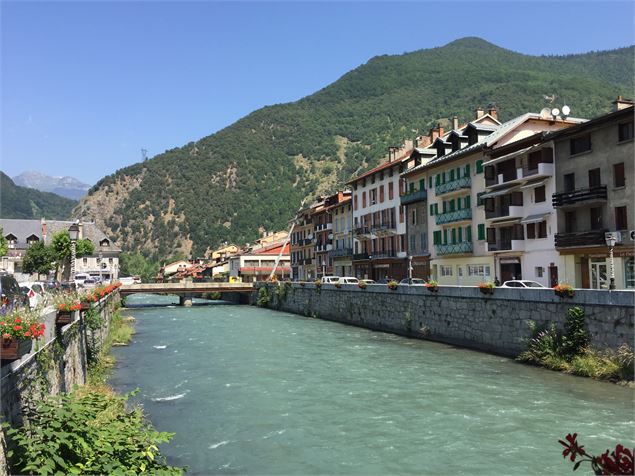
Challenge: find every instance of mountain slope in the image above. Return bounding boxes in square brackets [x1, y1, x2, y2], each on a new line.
[75, 37, 634, 259]
[13, 170, 91, 200]
[0, 173, 77, 219]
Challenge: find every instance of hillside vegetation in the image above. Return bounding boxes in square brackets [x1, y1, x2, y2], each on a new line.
[0, 172, 76, 220]
[75, 37, 634, 259]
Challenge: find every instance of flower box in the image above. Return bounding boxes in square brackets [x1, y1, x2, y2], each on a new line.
[56, 311, 73, 326]
[426, 285, 438, 293]
[80, 302, 91, 311]
[553, 284, 575, 298]
[479, 287, 494, 295]
[1, 337, 32, 362]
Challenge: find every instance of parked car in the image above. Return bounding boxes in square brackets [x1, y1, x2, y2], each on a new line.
[399, 278, 426, 285]
[320, 276, 341, 284]
[74, 273, 90, 288]
[1, 273, 29, 312]
[337, 277, 359, 285]
[18, 281, 46, 309]
[133, 276, 142, 284]
[119, 276, 135, 285]
[501, 280, 546, 288]
[360, 279, 376, 285]
[82, 278, 98, 289]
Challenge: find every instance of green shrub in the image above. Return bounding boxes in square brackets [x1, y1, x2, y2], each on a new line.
[4, 389, 183, 475]
[561, 306, 590, 358]
[257, 287, 270, 307]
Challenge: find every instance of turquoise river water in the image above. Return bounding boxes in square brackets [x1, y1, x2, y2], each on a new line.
[110, 295, 634, 475]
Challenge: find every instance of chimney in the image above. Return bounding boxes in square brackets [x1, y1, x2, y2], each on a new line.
[41, 218, 47, 243]
[437, 124, 445, 138]
[452, 116, 459, 130]
[403, 138, 414, 151]
[430, 127, 439, 142]
[488, 104, 498, 119]
[338, 190, 343, 202]
[475, 107, 484, 119]
[612, 95, 634, 111]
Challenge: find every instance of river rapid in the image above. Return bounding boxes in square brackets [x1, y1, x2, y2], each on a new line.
[109, 295, 634, 475]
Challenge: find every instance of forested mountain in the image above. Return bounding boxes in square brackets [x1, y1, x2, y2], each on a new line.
[75, 37, 634, 259]
[0, 172, 76, 219]
[13, 171, 91, 200]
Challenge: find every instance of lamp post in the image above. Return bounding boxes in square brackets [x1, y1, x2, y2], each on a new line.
[408, 255, 413, 284]
[605, 232, 617, 290]
[68, 222, 80, 284]
[98, 251, 103, 283]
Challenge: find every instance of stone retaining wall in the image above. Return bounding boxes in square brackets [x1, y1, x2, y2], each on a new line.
[255, 283, 634, 357]
[0, 293, 119, 475]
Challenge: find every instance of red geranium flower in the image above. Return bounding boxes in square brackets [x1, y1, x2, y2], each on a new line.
[559, 433, 587, 462]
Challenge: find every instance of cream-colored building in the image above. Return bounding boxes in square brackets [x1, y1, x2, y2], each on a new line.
[330, 193, 353, 277]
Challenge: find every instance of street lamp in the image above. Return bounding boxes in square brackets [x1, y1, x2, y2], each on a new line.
[605, 232, 617, 290]
[408, 255, 413, 284]
[68, 222, 80, 284]
[98, 251, 103, 283]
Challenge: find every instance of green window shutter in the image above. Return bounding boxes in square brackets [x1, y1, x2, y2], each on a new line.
[466, 225, 472, 242]
[435, 174, 440, 186]
[465, 195, 471, 208]
[409, 182, 415, 192]
[476, 160, 483, 174]
[419, 178, 425, 190]
[451, 228, 457, 244]
[429, 176, 433, 188]
[430, 203, 434, 215]
[457, 167, 461, 179]
[477, 192, 485, 206]
[435, 203, 439, 215]
[450, 169, 455, 181]
[443, 229, 448, 244]
[458, 227, 463, 242]
[442, 172, 446, 183]
[464, 163, 471, 177]
[450, 199, 455, 212]
[477, 224, 485, 240]
[457, 198, 462, 210]
[443, 201, 447, 213]
[433, 231, 440, 245]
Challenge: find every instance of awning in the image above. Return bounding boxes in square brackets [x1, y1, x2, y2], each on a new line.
[521, 213, 550, 224]
[489, 218, 521, 227]
[483, 146, 534, 166]
[521, 179, 548, 190]
[480, 185, 521, 199]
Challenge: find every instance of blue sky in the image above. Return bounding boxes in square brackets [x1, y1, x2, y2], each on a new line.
[2, 1, 633, 185]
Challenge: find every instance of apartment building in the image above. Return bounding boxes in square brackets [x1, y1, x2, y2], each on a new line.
[347, 144, 421, 280]
[290, 202, 318, 280]
[547, 100, 634, 289]
[329, 192, 353, 277]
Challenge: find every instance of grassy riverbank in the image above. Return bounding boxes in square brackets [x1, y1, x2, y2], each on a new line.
[5, 303, 185, 475]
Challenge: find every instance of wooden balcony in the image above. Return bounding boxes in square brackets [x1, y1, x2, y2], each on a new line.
[555, 229, 607, 248]
[552, 186, 608, 208]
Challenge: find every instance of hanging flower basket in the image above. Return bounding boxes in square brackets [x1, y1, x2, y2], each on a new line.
[554, 284, 575, 298]
[387, 280, 399, 290]
[425, 281, 439, 293]
[1, 337, 33, 362]
[56, 311, 73, 326]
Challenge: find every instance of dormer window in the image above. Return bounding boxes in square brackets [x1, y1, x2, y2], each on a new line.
[436, 143, 446, 158]
[467, 129, 478, 146]
[451, 135, 461, 152]
[100, 238, 110, 247]
[26, 234, 39, 247]
[5, 234, 17, 249]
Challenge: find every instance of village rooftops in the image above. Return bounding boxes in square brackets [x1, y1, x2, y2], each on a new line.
[345, 149, 413, 185]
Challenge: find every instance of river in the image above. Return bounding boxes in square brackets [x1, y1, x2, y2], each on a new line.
[109, 294, 634, 475]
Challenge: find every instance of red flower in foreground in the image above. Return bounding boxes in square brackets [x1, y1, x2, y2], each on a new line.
[595, 445, 634, 475]
[559, 433, 587, 462]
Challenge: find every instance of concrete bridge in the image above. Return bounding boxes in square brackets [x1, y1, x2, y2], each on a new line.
[120, 282, 254, 306]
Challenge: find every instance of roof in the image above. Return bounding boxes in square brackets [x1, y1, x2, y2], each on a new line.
[346, 149, 413, 184]
[253, 242, 290, 255]
[543, 105, 633, 142]
[0, 218, 121, 253]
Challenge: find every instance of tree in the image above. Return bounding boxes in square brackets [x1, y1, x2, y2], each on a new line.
[119, 252, 159, 282]
[0, 227, 7, 257]
[51, 231, 95, 279]
[22, 241, 54, 276]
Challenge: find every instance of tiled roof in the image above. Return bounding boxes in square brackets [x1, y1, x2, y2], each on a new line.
[346, 149, 413, 184]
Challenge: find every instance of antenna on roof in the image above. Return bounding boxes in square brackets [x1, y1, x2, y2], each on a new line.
[540, 108, 552, 119]
[141, 149, 148, 161]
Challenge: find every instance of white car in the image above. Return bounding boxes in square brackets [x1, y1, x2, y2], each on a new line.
[119, 277, 135, 285]
[74, 273, 90, 288]
[337, 277, 359, 285]
[82, 278, 98, 289]
[501, 280, 546, 288]
[19, 281, 46, 309]
[320, 276, 341, 284]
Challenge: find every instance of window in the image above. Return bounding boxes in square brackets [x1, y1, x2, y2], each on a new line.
[379, 185, 385, 203]
[440, 265, 453, 277]
[476, 192, 485, 207]
[618, 121, 634, 142]
[564, 173, 575, 192]
[535, 267, 544, 278]
[588, 168, 601, 188]
[411, 210, 417, 225]
[570, 135, 591, 155]
[477, 224, 485, 240]
[419, 179, 425, 190]
[362, 191, 366, 208]
[388, 182, 394, 200]
[535, 185, 546, 203]
[409, 235, 416, 253]
[538, 221, 547, 238]
[527, 223, 535, 239]
[565, 211, 576, 233]
[468, 264, 490, 277]
[370, 188, 377, 205]
[625, 258, 635, 289]
[614, 163, 625, 188]
[590, 207, 603, 230]
[476, 160, 484, 174]
[420, 232, 427, 251]
[399, 206, 405, 223]
[615, 206, 628, 230]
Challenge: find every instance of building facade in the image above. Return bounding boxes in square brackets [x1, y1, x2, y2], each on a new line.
[290, 204, 317, 280]
[549, 101, 634, 289]
[329, 192, 353, 277]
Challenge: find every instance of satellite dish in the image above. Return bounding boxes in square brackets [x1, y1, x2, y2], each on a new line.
[551, 108, 560, 117]
[540, 108, 551, 119]
[562, 105, 571, 116]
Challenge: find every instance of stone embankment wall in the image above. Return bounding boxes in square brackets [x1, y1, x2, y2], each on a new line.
[255, 283, 634, 357]
[0, 293, 119, 475]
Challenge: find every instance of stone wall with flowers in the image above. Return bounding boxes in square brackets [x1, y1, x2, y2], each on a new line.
[255, 283, 634, 358]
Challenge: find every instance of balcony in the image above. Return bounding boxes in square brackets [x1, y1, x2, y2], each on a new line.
[435, 208, 472, 225]
[370, 250, 397, 259]
[329, 248, 353, 258]
[371, 221, 397, 236]
[353, 252, 370, 261]
[435, 242, 473, 255]
[555, 229, 608, 248]
[523, 161, 554, 179]
[487, 240, 525, 253]
[354, 226, 371, 237]
[485, 205, 524, 221]
[315, 244, 333, 253]
[400, 189, 428, 206]
[552, 186, 608, 208]
[315, 223, 333, 231]
[435, 176, 471, 196]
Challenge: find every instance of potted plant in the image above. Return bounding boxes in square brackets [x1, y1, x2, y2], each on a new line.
[80, 290, 98, 310]
[387, 280, 398, 290]
[554, 283, 575, 298]
[1, 309, 45, 362]
[478, 281, 495, 295]
[54, 293, 81, 326]
[314, 279, 322, 290]
[425, 280, 439, 293]
[358, 281, 367, 290]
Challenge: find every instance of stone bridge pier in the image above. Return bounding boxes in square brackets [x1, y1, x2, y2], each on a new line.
[179, 294, 195, 307]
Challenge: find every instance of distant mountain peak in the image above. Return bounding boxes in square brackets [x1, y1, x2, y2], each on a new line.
[13, 170, 91, 200]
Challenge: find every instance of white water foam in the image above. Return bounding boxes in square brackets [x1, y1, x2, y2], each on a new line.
[262, 429, 286, 439]
[209, 440, 230, 449]
[153, 345, 167, 349]
[152, 391, 188, 402]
